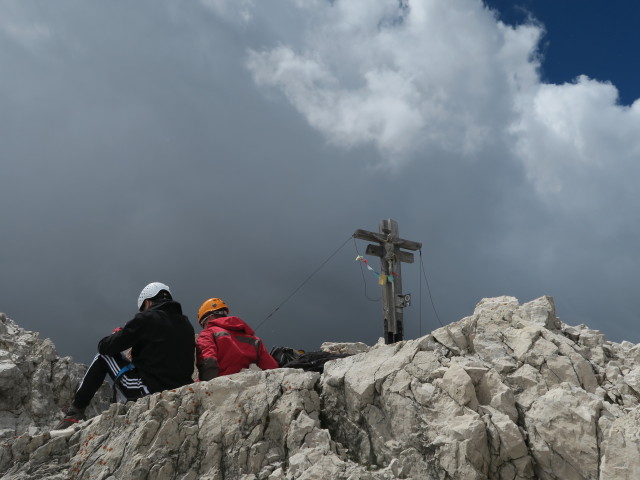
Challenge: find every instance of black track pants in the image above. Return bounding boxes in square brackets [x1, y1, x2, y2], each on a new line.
[72, 353, 150, 409]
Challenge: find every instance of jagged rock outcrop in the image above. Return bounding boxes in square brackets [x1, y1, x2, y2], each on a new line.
[0, 313, 109, 442]
[2, 296, 640, 479]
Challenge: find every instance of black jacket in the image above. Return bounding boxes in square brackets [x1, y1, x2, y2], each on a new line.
[98, 300, 195, 393]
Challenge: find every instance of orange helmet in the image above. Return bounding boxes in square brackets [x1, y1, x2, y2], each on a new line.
[197, 298, 229, 325]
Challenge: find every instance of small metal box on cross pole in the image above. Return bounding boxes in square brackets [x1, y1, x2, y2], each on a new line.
[353, 219, 422, 344]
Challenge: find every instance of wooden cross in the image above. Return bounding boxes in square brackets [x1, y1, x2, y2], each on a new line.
[353, 219, 422, 343]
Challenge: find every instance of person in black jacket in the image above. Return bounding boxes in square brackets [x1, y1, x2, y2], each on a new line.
[54, 282, 195, 430]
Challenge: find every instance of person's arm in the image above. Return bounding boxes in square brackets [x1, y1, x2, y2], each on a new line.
[256, 339, 279, 370]
[196, 329, 220, 381]
[98, 315, 143, 356]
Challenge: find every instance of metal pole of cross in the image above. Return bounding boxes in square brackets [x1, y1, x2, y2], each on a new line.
[353, 219, 422, 344]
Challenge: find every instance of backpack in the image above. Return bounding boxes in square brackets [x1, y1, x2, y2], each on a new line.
[270, 346, 304, 367]
[270, 346, 351, 373]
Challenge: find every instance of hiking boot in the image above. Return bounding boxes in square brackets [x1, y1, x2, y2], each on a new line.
[53, 405, 86, 430]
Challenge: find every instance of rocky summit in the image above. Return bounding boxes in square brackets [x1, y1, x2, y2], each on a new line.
[0, 313, 110, 443]
[2, 296, 640, 479]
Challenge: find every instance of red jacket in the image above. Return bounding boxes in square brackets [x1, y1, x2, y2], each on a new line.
[196, 315, 278, 381]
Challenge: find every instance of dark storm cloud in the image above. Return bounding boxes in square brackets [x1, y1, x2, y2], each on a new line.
[1, 0, 640, 365]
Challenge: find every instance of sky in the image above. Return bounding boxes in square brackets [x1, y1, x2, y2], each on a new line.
[1, 0, 640, 364]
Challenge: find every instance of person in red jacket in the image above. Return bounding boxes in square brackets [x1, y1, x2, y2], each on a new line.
[196, 298, 278, 381]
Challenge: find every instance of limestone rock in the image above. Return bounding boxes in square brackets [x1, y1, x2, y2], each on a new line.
[3, 296, 640, 479]
[320, 341, 370, 355]
[0, 313, 110, 442]
[600, 408, 640, 478]
[525, 384, 601, 479]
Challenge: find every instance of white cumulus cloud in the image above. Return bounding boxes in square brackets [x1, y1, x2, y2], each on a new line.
[512, 76, 640, 198]
[246, 0, 541, 165]
[241, 0, 640, 203]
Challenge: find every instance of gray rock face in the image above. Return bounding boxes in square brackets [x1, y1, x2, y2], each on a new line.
[0, 313, 110, 442]
[2, 296, 640, 479]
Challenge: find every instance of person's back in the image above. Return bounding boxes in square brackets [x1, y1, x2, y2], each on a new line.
[54, 282, 195, 430]
[195, 298, 278, 381]
[99, 298, 195, 392]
